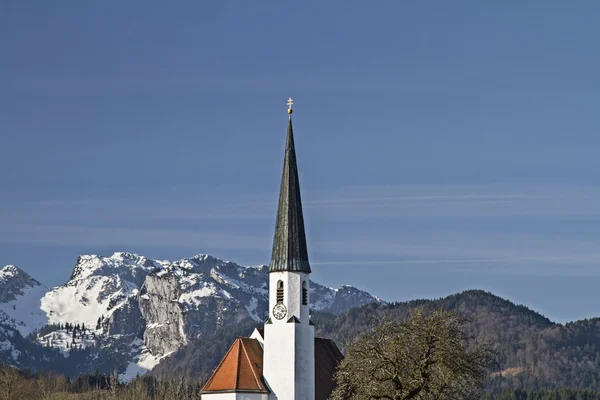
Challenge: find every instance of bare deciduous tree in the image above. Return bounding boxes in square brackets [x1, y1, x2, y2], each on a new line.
[331, 309, 498, 400]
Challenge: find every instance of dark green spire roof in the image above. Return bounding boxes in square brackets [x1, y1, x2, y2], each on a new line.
[268, 114, 311, 274]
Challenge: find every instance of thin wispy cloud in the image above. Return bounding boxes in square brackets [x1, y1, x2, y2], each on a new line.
[3, 183, 600, 278]
[313, 259, 508, 266]
[449, 264, 600, 277]
[305, 193, 540, 205]
[5, 182, 600, 223]
[312, 255, 600, 277]
[305, 183, 600, 218]
[0, 223, 270, 252]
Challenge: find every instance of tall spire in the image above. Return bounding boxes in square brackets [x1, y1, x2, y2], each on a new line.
[268, 98, 311, 273]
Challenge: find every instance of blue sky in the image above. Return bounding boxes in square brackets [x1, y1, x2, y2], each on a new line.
[1, 2, 600, 323]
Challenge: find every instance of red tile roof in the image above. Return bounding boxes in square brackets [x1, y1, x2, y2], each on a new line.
[202, 333, 344, 400]
[201, 337, 269, 394]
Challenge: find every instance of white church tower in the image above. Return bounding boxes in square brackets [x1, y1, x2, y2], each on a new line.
[263, 98, 315, 400]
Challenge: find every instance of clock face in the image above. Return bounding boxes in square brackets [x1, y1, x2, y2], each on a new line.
[273, 303, 287, 320]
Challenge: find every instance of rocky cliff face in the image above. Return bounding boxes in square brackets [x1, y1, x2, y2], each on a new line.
[108, 297, 143, 337]
[139, 275, 186, 355]
[0, 253, 383, 380]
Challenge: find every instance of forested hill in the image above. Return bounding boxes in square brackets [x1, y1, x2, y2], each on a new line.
[313, 290, 600, 392]
[153, 289, 600, 392]
[313, 289, 555, 349]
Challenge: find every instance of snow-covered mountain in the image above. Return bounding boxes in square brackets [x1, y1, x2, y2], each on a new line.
[0, 265, 59, 369]
[0, 265, 48, 336]
[41, 253, 160, 330]
[0, 252, 382, 379]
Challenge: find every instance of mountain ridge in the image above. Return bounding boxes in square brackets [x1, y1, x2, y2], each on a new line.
[0, 251, 383, 380]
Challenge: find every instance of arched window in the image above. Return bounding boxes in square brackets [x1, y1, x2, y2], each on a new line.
[276, 280, 284, 303]
[302, 281, 308, 306]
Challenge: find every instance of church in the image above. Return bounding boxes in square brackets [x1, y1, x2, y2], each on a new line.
[200, 99, 344, 400]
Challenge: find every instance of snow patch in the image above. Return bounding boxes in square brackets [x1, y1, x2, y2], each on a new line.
[0, 284, 48, 335]
[41, 275, 134, 328]
[119, 347, 173, 382]
[178, 285, 217, 305]
[245, 297, 261, 321]
[0, 265, 19, 280]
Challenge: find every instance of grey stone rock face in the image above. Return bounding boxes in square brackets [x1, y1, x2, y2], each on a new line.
[108, 298, 144, 337]
[138, 274, 187, 355]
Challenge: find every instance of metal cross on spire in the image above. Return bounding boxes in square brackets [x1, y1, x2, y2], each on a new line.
[287, 97, 294, 114]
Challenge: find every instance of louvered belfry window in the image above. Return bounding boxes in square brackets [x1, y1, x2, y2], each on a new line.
[302, 281, 308, 305]
[277, 280, 284, 303]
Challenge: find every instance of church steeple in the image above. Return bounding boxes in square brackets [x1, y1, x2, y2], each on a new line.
[264, 98, 315, 400]
[268, 98, 311, 274]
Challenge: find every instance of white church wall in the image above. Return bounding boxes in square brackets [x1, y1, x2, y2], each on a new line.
[294, 322, 315, 399]
[263, 318, 296, 398]
[264, 322, 315, 400]
[264, 270, 315, 400]
[202, 392, 268, 400]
